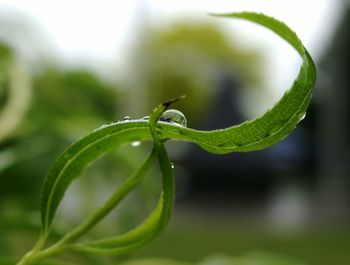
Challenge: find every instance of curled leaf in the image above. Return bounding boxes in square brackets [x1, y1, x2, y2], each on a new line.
[40, 11, 316, 250]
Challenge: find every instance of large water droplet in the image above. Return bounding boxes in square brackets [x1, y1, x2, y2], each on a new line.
[131, 141, 141, 147]
[160, 109, 187, 127]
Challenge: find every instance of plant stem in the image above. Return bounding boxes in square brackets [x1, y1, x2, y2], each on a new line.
[58, 147, 157, 244]
[16, 148, 157, 265]
[16, 233, 47, 265]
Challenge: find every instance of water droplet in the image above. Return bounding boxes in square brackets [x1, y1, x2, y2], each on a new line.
[171, 163, 175, 169]
[123, 116, 131, 121]
[299, 113, 306, 121]
[131, 141, 141, 147]
[142, 116, 150, 120]
[160, 109, 187, 127]
[93, 124, 108, 132]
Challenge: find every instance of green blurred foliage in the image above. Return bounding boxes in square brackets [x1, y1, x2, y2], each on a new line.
[0, 42, 13, 66]
[0, 40, 121, 215]
[128, 22, 262, 125]
[0, 66, 119, 207]
[29, 69, 117, 132]
[0, 43, 10, 108]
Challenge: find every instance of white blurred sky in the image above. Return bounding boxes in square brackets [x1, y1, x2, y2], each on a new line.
[0, 0, 345, 114]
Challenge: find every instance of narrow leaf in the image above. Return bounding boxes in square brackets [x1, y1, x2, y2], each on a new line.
[40, 12, 316, 234]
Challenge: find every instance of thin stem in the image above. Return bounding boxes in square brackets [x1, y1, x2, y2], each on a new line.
[153, 142, 175, 234]
[59, 147, 157, 244]
[67, 142, 175, 255]
[16, 233, 47, 265]
[16, 147, 157, 265]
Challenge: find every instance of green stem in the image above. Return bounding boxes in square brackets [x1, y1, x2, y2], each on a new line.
[16, 148, 157, 265]
[59, 147, 157, 244]
[16, 233, 47, 265]
[68, 141, 175, 255]
[154, 142, 175, 234]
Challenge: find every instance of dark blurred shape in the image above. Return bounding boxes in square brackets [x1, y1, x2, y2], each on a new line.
[317, 6, 350, 219]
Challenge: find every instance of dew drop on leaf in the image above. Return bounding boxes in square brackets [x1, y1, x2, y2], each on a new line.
[160, 109, 187, 127]
[142, 116, 150, 120]
[131, 141, 141, 147]
[299, 113, 306, 122]
[93, 124, 108, 132]
[123, 116, 131, 121]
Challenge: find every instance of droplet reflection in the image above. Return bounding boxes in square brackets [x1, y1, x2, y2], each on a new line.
[123, 116, 131, 121]
[160, 109, 187, 127]
[131, 141, 141, 147]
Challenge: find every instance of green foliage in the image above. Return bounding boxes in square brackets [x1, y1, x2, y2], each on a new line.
[33, 69, 116, 123]
[0, 67, 119, 215]
[14, 12, 316, 265]
[0, 42, 13, 66]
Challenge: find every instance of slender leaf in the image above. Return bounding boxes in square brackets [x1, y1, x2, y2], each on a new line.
[41, 11, 316, 237]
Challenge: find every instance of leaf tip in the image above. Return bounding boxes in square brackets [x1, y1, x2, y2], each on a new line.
[162, 95, 186, 109]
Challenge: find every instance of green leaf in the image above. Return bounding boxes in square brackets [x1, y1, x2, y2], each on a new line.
[69, 142, 174, 254]
[68, 104, 175, 255]
[40, 11, 315, 238]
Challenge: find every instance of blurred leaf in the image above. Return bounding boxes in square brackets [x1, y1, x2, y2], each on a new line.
[0, 67, 119, 211]
[0, 42, 31, 142]
[30, 69, 117, 136]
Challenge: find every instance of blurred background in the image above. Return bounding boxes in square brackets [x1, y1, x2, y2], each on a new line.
[0, 0, 349, 264]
